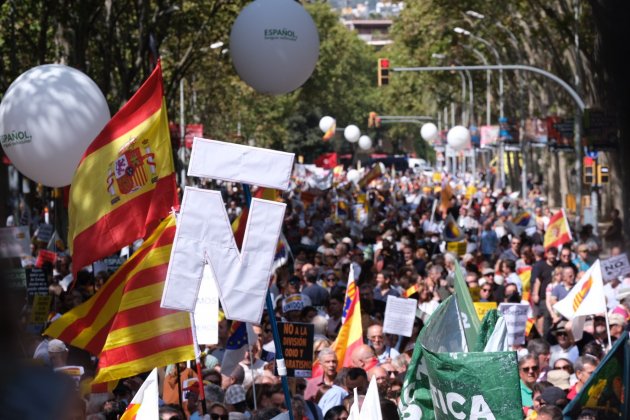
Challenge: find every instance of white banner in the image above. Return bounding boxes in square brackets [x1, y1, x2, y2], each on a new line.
[498, 303, 530, 345]
[193, 264, 219, 345]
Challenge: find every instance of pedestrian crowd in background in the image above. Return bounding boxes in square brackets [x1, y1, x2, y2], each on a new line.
[6, 163, 630, 420]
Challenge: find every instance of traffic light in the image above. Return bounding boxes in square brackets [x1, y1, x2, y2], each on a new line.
[598, 165, 609, 184]
[377, 58, 389, 86]
[368, 112, 381, 128]
[583, 157, 595, 184]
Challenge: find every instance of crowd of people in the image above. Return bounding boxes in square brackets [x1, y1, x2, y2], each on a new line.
[6, 163, 630, 419]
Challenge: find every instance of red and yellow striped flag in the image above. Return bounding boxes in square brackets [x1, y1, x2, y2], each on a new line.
[331, 266, 363, 369]
[45, 215, 195, 383]
[322, 120, 336, 141]
[68, 61, 177, 275]
[544, 209, 572, 250]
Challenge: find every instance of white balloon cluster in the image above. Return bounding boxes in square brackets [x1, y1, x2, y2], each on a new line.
[0, 65, 110, 187]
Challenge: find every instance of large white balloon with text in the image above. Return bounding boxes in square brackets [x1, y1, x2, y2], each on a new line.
[229, 0, 320, 95]
[0, 65, 110, 187]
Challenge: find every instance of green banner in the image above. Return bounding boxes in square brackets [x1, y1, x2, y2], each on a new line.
[563, 332, 629, 419]
[454, 264, 480, 350]
[400, 296, 466, 419]
[423, 348, 522, 420]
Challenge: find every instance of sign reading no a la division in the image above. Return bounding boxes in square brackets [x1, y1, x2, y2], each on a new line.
[278, 322, 314, 378]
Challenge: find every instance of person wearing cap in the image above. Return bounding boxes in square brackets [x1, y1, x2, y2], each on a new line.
[608, 313, 627, 341]
[571, 245, 590, 273]
[47, 338, 69, 369]
[538, 386, 569, 410]
[546, 369, 571, 391]
[549, 320, 579, 366]
[224, 384, 249, 416]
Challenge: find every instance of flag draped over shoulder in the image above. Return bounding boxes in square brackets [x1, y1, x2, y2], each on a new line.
[563, 331, 629, 420]
[45, 215, 195, 383]
[120, 368, 159, 420]
[544, 209, 572, 250]
[68, 62, 177, 274]
[332, 265, 363, 369]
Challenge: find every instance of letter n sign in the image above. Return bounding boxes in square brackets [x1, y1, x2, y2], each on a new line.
[161, 138, 294, 323]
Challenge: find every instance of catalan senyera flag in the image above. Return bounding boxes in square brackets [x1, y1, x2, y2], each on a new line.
[68, 61, 177, 275]
[120, 368, 159, 420]
[331, 265, 363, 369]
[322, 119, 336, 141]
[45, 215, 195, 383]
[544, 209, 572, 250]
[553, 260, 606, 320]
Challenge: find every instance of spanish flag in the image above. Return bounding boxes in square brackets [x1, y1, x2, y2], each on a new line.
[331, 265, 363, 369]
[68, 61, 177, 275]
[120, 368, 159, 420]
[543, 209, 572, 250]
[45, 215, 195, 383]
[357, 163, 384, 189]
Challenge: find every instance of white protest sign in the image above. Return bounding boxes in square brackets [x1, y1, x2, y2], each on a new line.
[161, 138, 294, 324]
[193, 264, 219, 345]
[498, 303, 529, 345]
[600, 253, 630, 282]
[383, 295, 417, 337]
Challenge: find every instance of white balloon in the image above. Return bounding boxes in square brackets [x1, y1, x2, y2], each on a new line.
[0, 65, 110, 187]
[319, 116, 335, 133]
[447, 125, 471, 151]
[347, 169, 360, 183]
[420, 122, 438, 142]
[229, 0, 320, 95]
[344, 125, 361, 143]
[358, 135, 372, 150]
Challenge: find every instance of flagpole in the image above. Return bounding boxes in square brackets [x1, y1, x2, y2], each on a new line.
[243, 184, 294, 420]
[249, 342, 258, 412]
[190, 314, 207, 415]
[603, 309, 613, 351]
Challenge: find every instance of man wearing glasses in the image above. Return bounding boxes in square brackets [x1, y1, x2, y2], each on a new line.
[500, 236, 521, 262]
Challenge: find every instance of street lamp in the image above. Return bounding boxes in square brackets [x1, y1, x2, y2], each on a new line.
[455, 27, 505, 189]
[432, 53, 474, 126]
[462, 45, 491, 126]
[465, 11, 530, 199]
